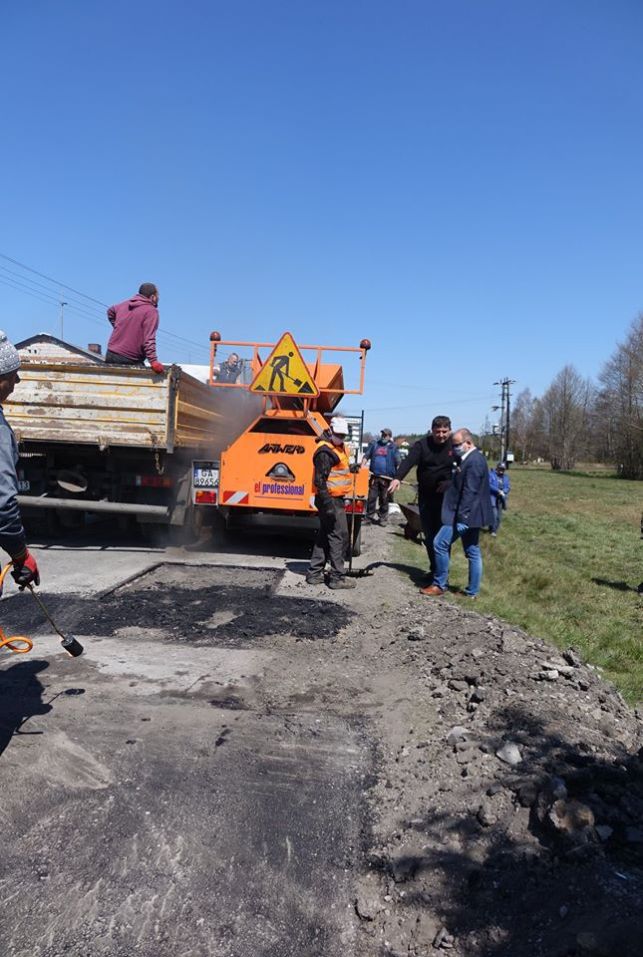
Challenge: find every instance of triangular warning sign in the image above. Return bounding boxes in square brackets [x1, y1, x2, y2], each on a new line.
[250, 332, 319, 397]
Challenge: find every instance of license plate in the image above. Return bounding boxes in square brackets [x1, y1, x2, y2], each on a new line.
[18, 480, 30, 492]
[193, 462, 219, 489]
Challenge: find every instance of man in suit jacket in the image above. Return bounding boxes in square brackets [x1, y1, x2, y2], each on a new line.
[421, 427, 493, 599]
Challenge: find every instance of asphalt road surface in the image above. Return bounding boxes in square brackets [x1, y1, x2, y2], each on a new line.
[0, 534, 371, 957]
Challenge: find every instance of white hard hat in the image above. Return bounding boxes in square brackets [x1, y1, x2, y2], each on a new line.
[330, 415, 349, 436]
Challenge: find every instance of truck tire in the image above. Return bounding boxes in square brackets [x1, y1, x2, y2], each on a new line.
[346, 515, 362, 558]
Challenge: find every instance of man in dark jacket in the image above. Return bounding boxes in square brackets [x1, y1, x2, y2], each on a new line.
[388, 415, 452, 582]
[422, 428, 492, 599]
[213, 353, 242, 383]
[364, 428, 400, 525]
[0, 332, 40, 592]
[106, 283, 164, 374]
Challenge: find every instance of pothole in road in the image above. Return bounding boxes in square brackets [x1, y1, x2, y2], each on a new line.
[1, 564, 352, 646]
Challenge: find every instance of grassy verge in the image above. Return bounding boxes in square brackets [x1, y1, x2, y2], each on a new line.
[394, 467, 643, 704]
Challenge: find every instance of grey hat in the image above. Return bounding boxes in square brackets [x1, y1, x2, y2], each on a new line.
[0, 331, 20, 376]
[381, 427, 392, 436]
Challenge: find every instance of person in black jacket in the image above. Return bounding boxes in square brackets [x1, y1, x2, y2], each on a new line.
[388, 415, 453, 583]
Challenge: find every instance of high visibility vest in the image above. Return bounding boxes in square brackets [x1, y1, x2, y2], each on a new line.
[313, 441, 352, 498]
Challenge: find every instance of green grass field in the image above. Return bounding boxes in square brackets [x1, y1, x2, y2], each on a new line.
[394, 466, 643, 703]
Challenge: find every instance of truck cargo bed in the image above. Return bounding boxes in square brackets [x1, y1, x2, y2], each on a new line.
[5, 363, 224, 453]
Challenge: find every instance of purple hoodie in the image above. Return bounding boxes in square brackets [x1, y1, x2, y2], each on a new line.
[106, 294, 159, 363]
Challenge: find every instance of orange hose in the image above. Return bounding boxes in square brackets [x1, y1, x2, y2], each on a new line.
[0, 562, 34, 654]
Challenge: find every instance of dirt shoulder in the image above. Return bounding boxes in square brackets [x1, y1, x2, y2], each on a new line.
[280, 519, 643, 957]
[1, 524, 642, 957]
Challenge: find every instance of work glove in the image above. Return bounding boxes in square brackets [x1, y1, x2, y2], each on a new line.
[150, 361, 165, 375]
[349, 463, 361, 474]
[11, 548, 40, 588]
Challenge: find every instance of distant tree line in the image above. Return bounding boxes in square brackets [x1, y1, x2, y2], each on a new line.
[510, 313, 643, 477]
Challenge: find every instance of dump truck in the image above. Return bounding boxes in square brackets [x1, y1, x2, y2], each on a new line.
[192, 331, 371, 554]
[6, 360, 260, 539]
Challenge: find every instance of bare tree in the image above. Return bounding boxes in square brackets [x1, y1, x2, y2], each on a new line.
[598, 314, 643, 478]
[511, 388, 537, 462]
[539, 365, 593, 470]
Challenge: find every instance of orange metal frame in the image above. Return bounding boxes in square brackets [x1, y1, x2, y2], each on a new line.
[209, 337, 368, 400]
[205, 333, 371, 515]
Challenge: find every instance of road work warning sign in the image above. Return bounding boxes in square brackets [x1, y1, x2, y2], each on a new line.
[250, 332, 319, 396]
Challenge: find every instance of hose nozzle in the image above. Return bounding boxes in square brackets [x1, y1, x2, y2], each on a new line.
[60, 635, 84, 658]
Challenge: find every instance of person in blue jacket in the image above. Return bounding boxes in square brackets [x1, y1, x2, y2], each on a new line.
[489, 462, 510, 536]
[364, 428, 401, 526]
[421, 428, 492, 599]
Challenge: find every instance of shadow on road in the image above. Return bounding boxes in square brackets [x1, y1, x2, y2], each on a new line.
[0, 658, 51, 757]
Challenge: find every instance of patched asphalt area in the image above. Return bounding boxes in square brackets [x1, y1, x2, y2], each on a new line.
[0, 564, 352, 647]
[0, 564, 368, 957]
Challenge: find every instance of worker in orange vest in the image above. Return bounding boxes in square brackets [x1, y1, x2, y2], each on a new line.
[306, 416, 356, 589]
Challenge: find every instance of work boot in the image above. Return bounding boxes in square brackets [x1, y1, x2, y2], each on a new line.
[420, 584, 445, 597]
[328, 577, 356, 590]
[305, 573, 325, 585]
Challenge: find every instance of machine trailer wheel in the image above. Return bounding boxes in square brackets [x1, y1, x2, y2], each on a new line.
[347, 516, 362, 558]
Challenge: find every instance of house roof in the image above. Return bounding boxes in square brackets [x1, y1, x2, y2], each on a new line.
[14, 333, 105, 363]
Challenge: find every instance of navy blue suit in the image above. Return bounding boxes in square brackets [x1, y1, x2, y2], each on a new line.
[432, 447, 493, 596]
[441, 449, 493, 529]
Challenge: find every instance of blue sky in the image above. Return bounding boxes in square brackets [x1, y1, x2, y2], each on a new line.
[2, 0, 642, 437]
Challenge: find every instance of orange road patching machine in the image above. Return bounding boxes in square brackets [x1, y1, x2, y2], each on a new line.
[192, 332, 372, 554]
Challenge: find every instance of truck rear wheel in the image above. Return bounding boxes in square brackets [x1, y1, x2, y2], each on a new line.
[346, 515, 362, 558]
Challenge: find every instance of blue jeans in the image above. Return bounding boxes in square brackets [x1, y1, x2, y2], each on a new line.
[433, 523, 482, 596]
[490, 503, 502, 534]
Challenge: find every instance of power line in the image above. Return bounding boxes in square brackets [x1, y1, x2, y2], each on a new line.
[0, 275, 106, 328]
[362, 393, 493, 413]
[0, 264, 107, 318]
[0, 252, 212, 355]
[0, 252, 108, 307]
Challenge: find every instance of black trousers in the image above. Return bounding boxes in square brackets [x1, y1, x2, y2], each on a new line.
[367, 475, 392, 522]
[308, 496, 348, 580]
[418, 495, 444, 576]
[105, 350, 144, 367]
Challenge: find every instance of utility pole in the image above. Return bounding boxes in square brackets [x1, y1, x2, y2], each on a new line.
[59, 295, 68, 340]
[493, 378, 516, 465]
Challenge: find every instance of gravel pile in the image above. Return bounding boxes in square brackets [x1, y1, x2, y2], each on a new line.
[355, 596, 643, 957]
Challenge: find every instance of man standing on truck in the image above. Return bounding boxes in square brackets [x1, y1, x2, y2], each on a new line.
[105, 283, 164, 374]
[306, 415, 357, 590]
[0, 332, 40, 592]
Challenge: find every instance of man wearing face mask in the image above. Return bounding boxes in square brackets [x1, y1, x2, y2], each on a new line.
[388, 415, 453, 584]
[306, 415, 357, 589]
[0, 331, 41, 592]
[421, 427, 492, 599]
[364, 428, 400, 526]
